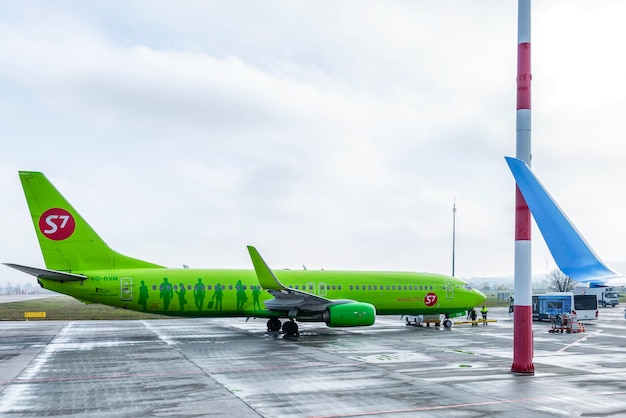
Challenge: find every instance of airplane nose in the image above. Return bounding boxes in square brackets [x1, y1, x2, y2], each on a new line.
[475, 289, 487, 305]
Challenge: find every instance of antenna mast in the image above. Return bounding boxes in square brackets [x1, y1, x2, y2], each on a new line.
[452, 198, 457, 277]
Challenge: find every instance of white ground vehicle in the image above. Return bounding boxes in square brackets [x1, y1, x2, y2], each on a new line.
[574, 286, 620, 308]
[532, 292, 598, 321]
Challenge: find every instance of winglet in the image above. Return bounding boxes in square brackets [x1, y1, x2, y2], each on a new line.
[505, 156, 621, 282]
[247, 246, 285, 291]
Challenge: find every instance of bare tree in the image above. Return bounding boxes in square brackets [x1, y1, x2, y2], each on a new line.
[547, 269, 578, 292]
[3, 281, 13, 295]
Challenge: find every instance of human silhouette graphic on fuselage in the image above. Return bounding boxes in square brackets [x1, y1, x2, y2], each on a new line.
[252, 285, 261, 310]
[236, 280, 248, 311]
[176, 283, 187, 312]
[138, 280, 149, 311]
[211, 283, 223, 310]
[194, 278, 205, 311]
[160, 277, 173, 312]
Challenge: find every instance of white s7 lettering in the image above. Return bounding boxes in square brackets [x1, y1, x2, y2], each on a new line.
[59, 215, 69, 228]
[44, 215, 59, 234]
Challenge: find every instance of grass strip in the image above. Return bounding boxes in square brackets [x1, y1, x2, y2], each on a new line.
[0, 295, 162, 321]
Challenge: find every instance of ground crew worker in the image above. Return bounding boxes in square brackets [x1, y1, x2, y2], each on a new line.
[470, 308, 478, 326]
[480, 304, 488, 325]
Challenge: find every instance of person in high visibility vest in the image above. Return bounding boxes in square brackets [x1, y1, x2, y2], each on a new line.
[470, 308, 478, 326]
[480, 305, 488, 325]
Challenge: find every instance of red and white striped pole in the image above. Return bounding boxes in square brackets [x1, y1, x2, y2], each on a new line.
[511, 0, 535, 375]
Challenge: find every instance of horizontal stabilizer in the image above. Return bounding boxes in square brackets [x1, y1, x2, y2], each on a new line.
[3, 263, 87, 282]
[505, 157, 622, 283]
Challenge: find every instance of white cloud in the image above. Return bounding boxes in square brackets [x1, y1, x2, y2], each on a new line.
[1, 1, 626, 286]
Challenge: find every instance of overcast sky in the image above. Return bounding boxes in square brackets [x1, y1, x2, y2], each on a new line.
[2, 1, 626, 286]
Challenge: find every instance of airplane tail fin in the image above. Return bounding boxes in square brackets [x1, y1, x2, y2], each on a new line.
[504, 157, 621, 283]
[18, 171, 163, 272]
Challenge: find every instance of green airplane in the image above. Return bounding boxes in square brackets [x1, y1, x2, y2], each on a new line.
[4, 171, 486, 335]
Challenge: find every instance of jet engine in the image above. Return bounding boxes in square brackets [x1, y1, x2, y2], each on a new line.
[323, 302, 376, 327]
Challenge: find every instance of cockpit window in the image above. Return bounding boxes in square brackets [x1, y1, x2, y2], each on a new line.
[463, 284, 473, 290]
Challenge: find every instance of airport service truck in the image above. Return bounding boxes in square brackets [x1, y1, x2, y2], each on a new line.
[574, 286, 620, 308]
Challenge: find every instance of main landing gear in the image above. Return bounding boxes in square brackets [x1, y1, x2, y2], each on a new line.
[267, 317, 282, 332]
[266, 318, 299, 336]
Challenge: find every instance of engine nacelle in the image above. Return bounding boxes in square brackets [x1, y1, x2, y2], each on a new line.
[323, 302, 376, 327]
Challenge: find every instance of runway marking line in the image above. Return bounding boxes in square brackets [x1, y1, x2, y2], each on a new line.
[556, 330, 601, 353]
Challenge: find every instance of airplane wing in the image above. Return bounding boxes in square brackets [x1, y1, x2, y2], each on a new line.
[247, 246, 353, 313]
[505, 157, 625, 285]
[3, 263, 88, 282]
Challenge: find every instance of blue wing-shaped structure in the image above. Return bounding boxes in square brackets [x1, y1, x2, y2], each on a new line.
[505, 156, 623, 284]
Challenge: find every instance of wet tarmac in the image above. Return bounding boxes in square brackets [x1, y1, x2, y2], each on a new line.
[1, 306, 626, 417]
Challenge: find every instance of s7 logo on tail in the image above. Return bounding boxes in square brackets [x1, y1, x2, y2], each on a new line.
[39, 208, 75, 240]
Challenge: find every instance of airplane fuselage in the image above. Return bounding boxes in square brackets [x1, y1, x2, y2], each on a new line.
[10, 171, 487, 333]
[40, 268, 484, 318]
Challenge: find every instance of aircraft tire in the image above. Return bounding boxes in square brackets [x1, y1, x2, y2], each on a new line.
[267, 318, 282, 332]
[443, 319, 452, 328]
[282, 320, 298, 336]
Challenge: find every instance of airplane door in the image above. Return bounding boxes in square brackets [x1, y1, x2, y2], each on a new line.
[318, 282, 327, 297]
[445, 281, 454, 299]
[120, 277, 133, 301]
